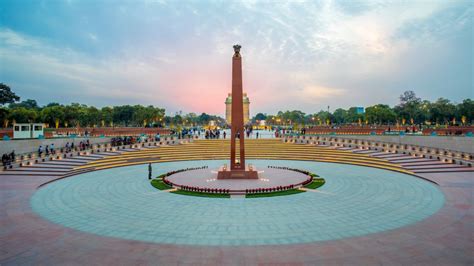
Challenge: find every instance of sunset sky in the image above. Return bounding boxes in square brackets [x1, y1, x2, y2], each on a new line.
[1, 0, 472, 116]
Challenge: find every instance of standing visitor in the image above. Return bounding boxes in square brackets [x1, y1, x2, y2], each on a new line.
[2, 154, 7, 167]
[9, 150, 15, 163]
[223, 131, 227, 139]
[148, 163, 152, 180]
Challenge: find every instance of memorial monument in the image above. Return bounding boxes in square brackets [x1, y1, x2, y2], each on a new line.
[217, 45, 258, 179]
[225, 92, 250, 125]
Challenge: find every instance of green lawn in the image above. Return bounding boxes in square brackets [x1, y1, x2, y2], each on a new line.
[150, 179, 172, 190]
[246, 189, 305, 198]
[304, 178, 326, 189]
[171, 190, 230, 198]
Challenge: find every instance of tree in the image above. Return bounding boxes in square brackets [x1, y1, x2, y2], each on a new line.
[430, 98, 456, 124]
[365, 104, 396, 124]
[198, 113, 211, 124]
[40, 105, 65, 127]
[0, 107, 10, 127]
[8, 107, 38, 123]
[63, 103, 81, 127]
[346, 107, 365, 123]
[113, 105, 134, 126]
[315, 110, 332, 125]
[46, 102, 61, 107]
[253, 113, 267, 122]
[332, 108, 348, 124]
[9, 99, 39, 109]
[0, 83, 20, 105]
[394, 90, 422, 123]
[101, 106, 114, 126]
[399, 90, 421, 104]
[456, 99, 474, 124]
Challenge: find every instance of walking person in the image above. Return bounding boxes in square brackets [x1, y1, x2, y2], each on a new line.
[38, 145, 43, 156]
[9, 151, 15, 164]
[148, 163, 152, 180]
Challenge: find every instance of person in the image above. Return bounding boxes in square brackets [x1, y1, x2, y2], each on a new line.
[38, 145, 43, 156]
[2, 153, 8, 167]
[65, 142, 70, 152]
[148, 163, 152, 180]
[256, 132, 259, 139]
[9, 150, 15, 163]
[223, 131, 226, 139]
[45, 145, 50, 155]
[50, 143, 55, 154]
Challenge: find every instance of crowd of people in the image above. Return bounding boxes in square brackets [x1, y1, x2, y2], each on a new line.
[111, 136, 139, 146]
[1, 151, 15, 167]
[205, 129, 222, 139]
[37, 143, 56, 156]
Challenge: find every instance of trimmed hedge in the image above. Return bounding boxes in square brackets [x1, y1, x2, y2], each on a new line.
[246, 189, 305, 198]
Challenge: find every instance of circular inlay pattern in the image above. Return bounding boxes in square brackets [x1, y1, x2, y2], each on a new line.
[31, 159, 445, 246]
[165, 167, 310, 192]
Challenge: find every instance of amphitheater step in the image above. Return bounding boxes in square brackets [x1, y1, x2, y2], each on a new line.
[404, 164, 467, 170]
[6, 168, 70, 173]
[413, 168, 474, 173]
[0, 171, 64, 176]
[389, 158, 433, 163]
[25, 165, 73, 170]
[39, 161, 85, 166]
[352, 150, 376, 154]
[400, 161, 448, 167]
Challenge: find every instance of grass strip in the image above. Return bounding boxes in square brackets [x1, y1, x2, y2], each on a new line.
[150, 179, 172, 190]
[246, 189, 305, 198]
[304, 178, 326, 189]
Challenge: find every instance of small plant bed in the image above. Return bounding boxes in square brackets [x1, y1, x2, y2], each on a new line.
[304, 178, 326, 189]
[171, 190, 230, 198]
[151, 179, 172, 190]
[246, 189, 305, 198]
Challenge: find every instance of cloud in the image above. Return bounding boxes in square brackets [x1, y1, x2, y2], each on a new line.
[0, 0, 471, 116]
[301, 86, 346, 99]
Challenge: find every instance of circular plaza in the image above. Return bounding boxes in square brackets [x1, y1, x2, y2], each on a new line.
[31, 159, 445, 246]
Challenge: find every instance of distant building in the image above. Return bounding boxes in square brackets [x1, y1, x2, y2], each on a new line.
[225, 93, 250, 124]
[355, 107, 365, 114]
[13, 123, 45, 139]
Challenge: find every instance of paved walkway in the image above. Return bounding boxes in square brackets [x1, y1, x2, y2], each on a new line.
[1, 152, 472, 264]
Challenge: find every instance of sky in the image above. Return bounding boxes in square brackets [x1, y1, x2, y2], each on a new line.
[0, 0, 472, 116]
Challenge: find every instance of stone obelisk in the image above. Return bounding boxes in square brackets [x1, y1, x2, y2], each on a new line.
[230, 44, 245, 170]
[217, 45, 258, 179]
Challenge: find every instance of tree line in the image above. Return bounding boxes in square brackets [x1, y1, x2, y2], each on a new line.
[1, 83, 472, 128]
[0, 83, 224, 128]
[253, 91, 473, 126]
